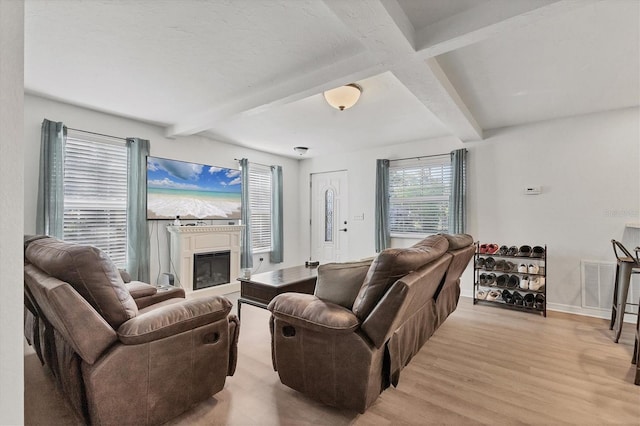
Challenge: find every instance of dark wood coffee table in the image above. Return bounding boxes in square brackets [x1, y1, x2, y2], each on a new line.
[237, 265, 318, 320]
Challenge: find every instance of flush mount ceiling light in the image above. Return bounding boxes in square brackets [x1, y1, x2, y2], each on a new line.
[294, 146, 309, 155]
[323, 83, 362, 111]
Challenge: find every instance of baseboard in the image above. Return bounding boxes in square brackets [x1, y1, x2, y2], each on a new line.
[461, 291, 638, 324]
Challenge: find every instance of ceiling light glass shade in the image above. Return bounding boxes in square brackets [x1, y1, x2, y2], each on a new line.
[294, 146, 308, 155]
[323, 84, 362, 111]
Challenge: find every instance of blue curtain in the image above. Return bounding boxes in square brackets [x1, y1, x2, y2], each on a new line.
[449, 148, 467, 234]
[36, 119, 66, 238]
[375, 159, 390, 252]
[270, 165, 284, 263]
[126, 138, 150, 282]
[240, 158, 253, 269]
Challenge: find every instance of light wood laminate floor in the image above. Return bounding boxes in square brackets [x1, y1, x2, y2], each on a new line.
[25, 295, 640, 425]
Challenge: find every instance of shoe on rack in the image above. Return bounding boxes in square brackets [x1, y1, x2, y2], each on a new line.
[479, 273, 487, 285]
[535, 294, 545, 310]
[531, 246, 545, 258]
[517, 245, 532, 257]
[513, 291, 524, 306]
[484, 257, 496, 270]
[504, 261, 516, 272]
[507, 246, 518, 256]
[528, 264, 539, 274]
[494, 260, 506, 271]
[502, 289, 513, 304]
[475, 258, 485, 269]
[498, 245, 509, 256]
[486, 273, 497, 285]
[479, 244, 488, 254]
[507, 275, 520, 289]
[486, 243, 500, 254]
[486, 290, 502, 301]
[520, 276, 530, 290]
[476, 290, 489, 300]
[523, 293, 535, 308]
[496, 274, 508, 287]
[518, 264, 528, 273]
[529, 277, 545, 291]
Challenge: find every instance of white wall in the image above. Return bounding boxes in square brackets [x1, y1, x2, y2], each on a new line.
[299, 107, 640, 315]
[0, 0, 24, 423]
[24, 94, 305, 284]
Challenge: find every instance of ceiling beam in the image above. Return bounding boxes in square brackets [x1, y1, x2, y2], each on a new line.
[391, 57, 482, 142]
[166, 52, 381, 137]
[324, 0, 483, 141]
[414, 0, 599, 58]
[167, 0, 597, 141]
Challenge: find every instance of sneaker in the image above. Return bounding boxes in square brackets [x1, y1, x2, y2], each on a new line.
[535, 294, 545, 310]
[486, 290, 502, 301]
[520, 276, 530, 290]
[523, 293, 535, 308]
[518, 264, 528, 273]
[529, 277, 545, 291]
[484, 257, 496, 270]
[486, 273, 497, 286]
[476, 290, 489, 300]
[475, 258, 486, 268]
[528, 264, 539, 274]
[502, 289, 514, 304]
[513, 291, 524, 305]
[507, 275, 520, 289]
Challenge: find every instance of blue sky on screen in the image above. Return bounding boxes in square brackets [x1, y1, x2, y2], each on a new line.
[147, 157, 241, 193]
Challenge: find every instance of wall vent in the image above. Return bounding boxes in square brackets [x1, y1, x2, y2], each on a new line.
[581, 260, 639, 314]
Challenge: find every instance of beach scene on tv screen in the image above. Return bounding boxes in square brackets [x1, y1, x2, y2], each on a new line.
[147, 157, 241, 220]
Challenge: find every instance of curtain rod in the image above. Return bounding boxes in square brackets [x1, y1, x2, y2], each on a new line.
[234, 158, 273, 169]
[67, 127, 127, 141]
[390, 149, 467, 162]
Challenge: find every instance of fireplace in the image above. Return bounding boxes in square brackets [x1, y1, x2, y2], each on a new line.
[167, 225, 242, 296]
[193, 251, 231, 291]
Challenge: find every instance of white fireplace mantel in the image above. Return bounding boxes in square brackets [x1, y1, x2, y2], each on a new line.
[167, 225, 244, 298]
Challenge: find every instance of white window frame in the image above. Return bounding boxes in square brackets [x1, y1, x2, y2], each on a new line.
[388, 154, 452, 238]
[249, 164, 272, 253]
[63, 130, 128, 267]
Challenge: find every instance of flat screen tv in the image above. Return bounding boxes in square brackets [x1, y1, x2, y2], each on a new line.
[146, 156, 241, 220]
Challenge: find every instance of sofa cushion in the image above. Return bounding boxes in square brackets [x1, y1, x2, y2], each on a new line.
[314, 259, 372, 309]
[352, 234, 449, 321]
[438, 233, 473, 251]
[25, 238, 138, 328]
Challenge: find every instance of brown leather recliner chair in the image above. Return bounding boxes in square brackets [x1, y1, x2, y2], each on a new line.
[23, 236, 239, 425]
[268, 234, 474, 412]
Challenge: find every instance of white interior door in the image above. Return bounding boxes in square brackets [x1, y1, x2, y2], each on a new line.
[310, 170, 349, 263]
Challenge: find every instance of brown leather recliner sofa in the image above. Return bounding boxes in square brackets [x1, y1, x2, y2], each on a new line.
[268, 233, 474, 412]
[23, 236, 240, 425]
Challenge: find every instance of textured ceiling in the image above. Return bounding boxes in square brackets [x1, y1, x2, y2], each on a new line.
[24, 0, 640, 158]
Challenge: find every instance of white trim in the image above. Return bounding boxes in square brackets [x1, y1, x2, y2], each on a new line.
[461, 293, 638, 324]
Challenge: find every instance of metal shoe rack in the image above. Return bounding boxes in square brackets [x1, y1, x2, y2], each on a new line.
[473, 242, 547, 317]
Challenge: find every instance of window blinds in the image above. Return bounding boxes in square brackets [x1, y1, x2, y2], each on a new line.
[63, 132, 128, 267]
[249, 163, 272, 252]
[388, 155, 452, 235]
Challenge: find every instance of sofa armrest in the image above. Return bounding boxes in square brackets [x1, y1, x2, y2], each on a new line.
[117, 296, 232, 345]
[125, 281, 157, 298]
[267, 293, 360, 334]
[131, 286, 185, 309]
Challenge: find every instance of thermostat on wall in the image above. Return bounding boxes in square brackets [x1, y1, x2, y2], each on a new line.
[524, 186, 541, 195]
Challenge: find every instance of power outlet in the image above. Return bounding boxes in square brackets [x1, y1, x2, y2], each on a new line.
[259, 257, 264, 262]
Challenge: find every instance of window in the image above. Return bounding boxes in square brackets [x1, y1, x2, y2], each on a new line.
[389, 155, 452, 235]
[249, 164, 272, 252]
[63, 131, 128, 267]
